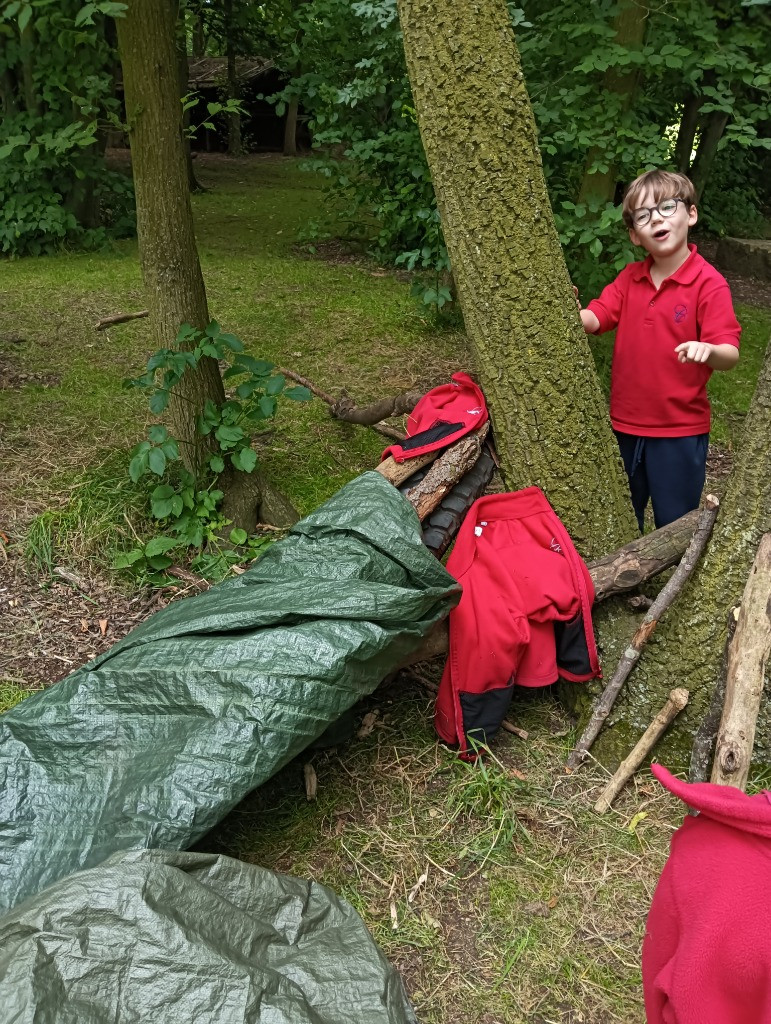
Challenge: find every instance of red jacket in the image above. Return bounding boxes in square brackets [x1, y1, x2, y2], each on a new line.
[644, 764, 771, 1024]
[587, 245, 740, 437]
[381, 372, 488, 462]
[435, 488, 599, 753]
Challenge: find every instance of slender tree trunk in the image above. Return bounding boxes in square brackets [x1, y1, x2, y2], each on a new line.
[116, 0, 225, 473]
[592, 337, 771, 768]
[19, 23, 40, 117]
[174, 18, 205, 192]
[1, 69, 18, 115]
[577, 0, 647, 206]
[192, 13, 205, 56]
[690, 110, 731, 203]
[397, 0, 637, 556]
[224, 0, 242, 156]
[674, 92, 702, 173]
[283, 92, 300, 157]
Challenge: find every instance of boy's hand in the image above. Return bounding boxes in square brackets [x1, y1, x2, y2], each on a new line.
[675, 341, 713, 364]
[572, 284, 582, 310]
[675, 341, 740, 370]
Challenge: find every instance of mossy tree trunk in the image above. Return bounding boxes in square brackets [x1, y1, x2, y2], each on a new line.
[593, 337, 771, 769]
[116, 0, 225, 476]
[396, 0, 637, 557]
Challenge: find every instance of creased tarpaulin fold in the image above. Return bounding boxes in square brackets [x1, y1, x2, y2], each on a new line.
[0, 849, 419, 1024]
[0, 472, 460, 913]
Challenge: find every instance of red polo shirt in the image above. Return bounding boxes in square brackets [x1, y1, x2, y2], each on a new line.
[587, 245, 741, 437]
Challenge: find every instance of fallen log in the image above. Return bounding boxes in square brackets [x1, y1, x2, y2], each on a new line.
[94, 309, 149, 331]
[376, 450, 441, 486]
[594, 687, 689, 814]
[589, 508, 700, 602]
[565, 495, 719, 772]
[710, 532, 771, 790]
[405, 424, 490, 521]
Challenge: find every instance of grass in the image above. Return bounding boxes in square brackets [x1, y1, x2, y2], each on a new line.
[2, 153, 770, 1022]
[202, 680, 674, 1023]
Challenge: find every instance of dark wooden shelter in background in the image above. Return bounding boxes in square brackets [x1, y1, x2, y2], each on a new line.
[115, 56, 307, 153]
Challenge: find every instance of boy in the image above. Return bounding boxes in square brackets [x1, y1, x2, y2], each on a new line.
[578, 170, 740, 531]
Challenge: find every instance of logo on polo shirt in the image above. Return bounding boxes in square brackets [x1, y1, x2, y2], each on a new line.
[674, 304, 687, 323]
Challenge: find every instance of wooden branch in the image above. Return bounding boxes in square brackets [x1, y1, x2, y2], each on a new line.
[565, 495, 719, 772]
[405, 424, 490, 520]
[689, 605, 739, 785]
[594, 687, 689, 814]
[94, 309, 149, 330]
[279, 368, 406, 441]
[376, 450, 439, 486]
[589, 508, 700, 602]
[331, 390, 422, 425]
[710, 533, 771, 790]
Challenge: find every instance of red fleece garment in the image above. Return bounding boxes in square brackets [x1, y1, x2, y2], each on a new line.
[380, 372, 488, 463]
[435, 488, 599, 750]
[643, 764, 771, 1024]
[586, 245, 741, 437]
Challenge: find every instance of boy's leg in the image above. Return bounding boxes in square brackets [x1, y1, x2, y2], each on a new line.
[614, 432, 649, 533]
[645, 434, 709, 529]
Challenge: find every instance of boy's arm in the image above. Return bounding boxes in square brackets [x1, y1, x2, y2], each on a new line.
[675, 283, 741, 370]
[580, 308, 601, 333]
[576, 269, 628, 335]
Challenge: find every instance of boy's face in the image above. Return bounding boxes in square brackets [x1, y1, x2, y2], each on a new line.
[628, 187, 697, 259]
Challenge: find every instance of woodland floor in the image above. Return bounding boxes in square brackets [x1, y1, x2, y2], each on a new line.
[1, 153, 771, 1023]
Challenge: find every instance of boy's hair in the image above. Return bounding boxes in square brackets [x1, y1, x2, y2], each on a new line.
[621, 170, 697, 227]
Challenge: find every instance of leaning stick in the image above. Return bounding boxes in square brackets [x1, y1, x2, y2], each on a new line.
[94, 309, 149, 330]
[566, 494, 719, 772]
[710, 532, 771, 790]
[594, 687, 689, 814]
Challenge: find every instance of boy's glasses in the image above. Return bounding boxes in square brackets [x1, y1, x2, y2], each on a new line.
[631, 198, 685, 227]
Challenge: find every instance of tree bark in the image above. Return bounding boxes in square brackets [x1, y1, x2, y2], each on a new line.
[592, 336, 771, 768]
[283, 93, 300, 157]
[396, 0, 638, 558]
[116, 0, 225, 476]
[690, 110, 731, 203]
[710, 534, 771, 790]
[673, 92, 702, 173]
[224, 0, 242, 157]
[577, 0, 647, 206]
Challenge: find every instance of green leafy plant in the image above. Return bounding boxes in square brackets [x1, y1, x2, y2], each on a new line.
[0, 1, 135, 258]
[117, 321, 310, 581]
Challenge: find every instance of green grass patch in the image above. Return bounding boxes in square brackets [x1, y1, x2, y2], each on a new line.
[0, 681, 32, 714]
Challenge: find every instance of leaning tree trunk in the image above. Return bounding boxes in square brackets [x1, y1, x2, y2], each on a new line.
[116, 0, 225, 475]
[224, 0, 242, 157]
[397, 0, 637, 556]
[591, 337, 771, 769]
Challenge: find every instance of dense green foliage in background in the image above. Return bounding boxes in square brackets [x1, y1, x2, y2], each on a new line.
[0, 0, 135, 257]
[268, 0, 771, 294]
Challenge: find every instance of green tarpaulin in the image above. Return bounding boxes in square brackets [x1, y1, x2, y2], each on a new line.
[0, 849, 418, 1023]
[0, 472, 459, 913]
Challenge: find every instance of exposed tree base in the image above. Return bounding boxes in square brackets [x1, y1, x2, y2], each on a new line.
[218, 465, 299, 535]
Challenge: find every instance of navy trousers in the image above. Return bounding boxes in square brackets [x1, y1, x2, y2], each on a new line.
[615, 432, 709, 532]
